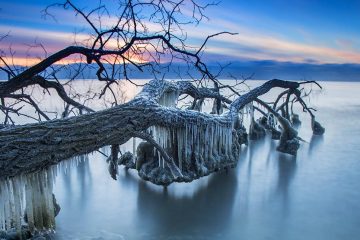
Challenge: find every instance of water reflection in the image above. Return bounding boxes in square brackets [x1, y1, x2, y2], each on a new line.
[52, 81, 360, 239]
[246, 137, 267, 179]
[61, 166, 73, 208]
[308, 134, 324, 155]
[275, 153, 297, 217]
[135, 171, 238, 239]
[236, 136, 298, 216]
[117, 168, 140, 191]
[266, 139, 277, 166]
[76, 157, 92, 210]
[53, 124, 360, 240]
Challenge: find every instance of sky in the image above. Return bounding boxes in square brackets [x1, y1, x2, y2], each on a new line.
[1, 0, 360, 66]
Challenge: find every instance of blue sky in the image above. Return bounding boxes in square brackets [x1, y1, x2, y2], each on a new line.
[217, 0, 360, 49]
[1, 0, 360, 66]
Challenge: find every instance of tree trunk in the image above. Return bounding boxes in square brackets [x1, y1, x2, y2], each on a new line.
[0, 78, 319, 233]
[0, 79, 301, 181]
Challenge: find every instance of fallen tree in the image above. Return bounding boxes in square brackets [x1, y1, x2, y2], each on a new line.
[0, 77, 324, 234]
[0, 0, 325, 236]
[0, 78, 313, 182]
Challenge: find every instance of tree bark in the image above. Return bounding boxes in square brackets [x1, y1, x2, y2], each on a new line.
[0, 79, 303, 181]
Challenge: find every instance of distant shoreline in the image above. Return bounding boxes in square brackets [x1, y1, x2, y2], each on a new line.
[1, 78, 359, 82]
[2, 60, 359, 82]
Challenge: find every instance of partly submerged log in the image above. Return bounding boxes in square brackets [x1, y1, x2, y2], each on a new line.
[0, 79, 302, 181]
[0, 79, 323, 232]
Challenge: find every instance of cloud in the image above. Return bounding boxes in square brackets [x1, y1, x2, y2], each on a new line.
[0, 25, 130, 57]
[2, 4, 360, 66]
[179, 17, 360, 64]
[0, 56, 82, 67]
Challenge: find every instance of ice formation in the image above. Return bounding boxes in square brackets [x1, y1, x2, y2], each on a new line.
[0, 155, 87, 233]
[133, 89, 237, 184]
[0, 168, 56, 233]
[158, 89, 179, 108]
[141, 120, 235, 183]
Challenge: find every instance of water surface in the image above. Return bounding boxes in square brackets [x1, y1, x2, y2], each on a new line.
[48, 81, 360, 240]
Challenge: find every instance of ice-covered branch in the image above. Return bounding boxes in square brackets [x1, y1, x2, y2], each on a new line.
[228, 79, 299, 118]
[0, 78, 317, 180]
[0, 78, 325, 235]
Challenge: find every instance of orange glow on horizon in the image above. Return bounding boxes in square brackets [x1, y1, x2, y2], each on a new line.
[0, 56, 87, 67]
[0, 54, 149, 68]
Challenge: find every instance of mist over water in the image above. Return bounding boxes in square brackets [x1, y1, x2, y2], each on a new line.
[30, 80, 360, 239]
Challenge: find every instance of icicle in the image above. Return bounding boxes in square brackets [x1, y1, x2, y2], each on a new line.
[249, 101, 254, 120]
[12, 177, 23, 232]
[204, 124, 209, 163]
[4, 180, 11, 230]
[183, 124, 187, 164]
[177, 128, 182, 171]
[159, 90, 179, 107]
[25, 177, 35, 232]
[210, 123, 214, 160]
[132, 137, 136, 155]
[0, 168, 58, 233]
[0, 183, 4, 230]
[212, 123, 217, 161]
[140, 112, 235, 182]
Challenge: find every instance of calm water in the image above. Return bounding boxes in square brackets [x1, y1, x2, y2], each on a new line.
[35, 81, 360, 239]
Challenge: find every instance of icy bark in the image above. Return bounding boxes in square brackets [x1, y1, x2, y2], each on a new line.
[0, 79, 307, 180]
[0, 79, 233, 179]
[0, 78, 324, 232]
[254, 98, 301, 155]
